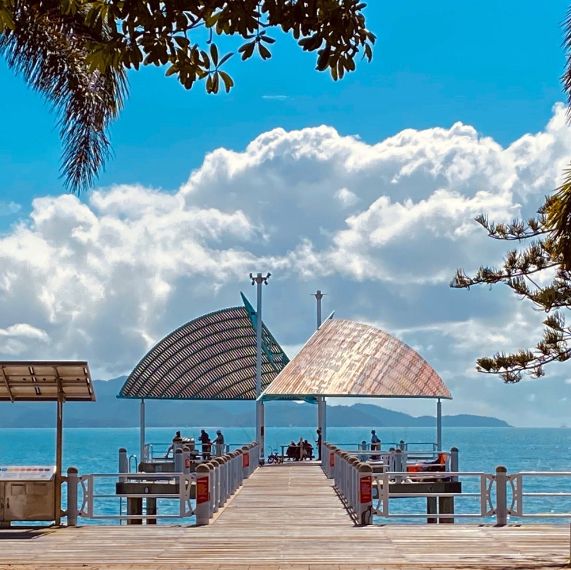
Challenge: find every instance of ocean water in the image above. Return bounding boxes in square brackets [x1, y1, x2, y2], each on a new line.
[1, 426, 570, 524]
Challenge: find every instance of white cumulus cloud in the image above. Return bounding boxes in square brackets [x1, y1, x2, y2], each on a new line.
[0, 104, 570, 424]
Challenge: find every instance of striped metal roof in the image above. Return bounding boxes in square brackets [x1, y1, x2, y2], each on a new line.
[119, 298, 289, 400]
[261, 319, 451, 400]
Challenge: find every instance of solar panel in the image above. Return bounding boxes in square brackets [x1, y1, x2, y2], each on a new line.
[0, 361, 94, 402]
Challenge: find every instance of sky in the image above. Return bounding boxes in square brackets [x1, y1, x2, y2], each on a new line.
[0, 0, 570, 427]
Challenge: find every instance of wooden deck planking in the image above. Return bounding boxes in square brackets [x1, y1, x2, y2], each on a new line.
[0, 463, 569, 569]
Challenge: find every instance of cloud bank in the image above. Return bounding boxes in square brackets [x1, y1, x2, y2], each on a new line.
[1, 104, 570, 425]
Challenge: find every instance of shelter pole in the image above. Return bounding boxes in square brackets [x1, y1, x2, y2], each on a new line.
[436, 398, 442, 451]
[314, 290, 327, 446]
[251, 272, 270, 460]
[55, 394, 63, 526]
[314, 290, 324, 330]
[139, 399, 146, 468]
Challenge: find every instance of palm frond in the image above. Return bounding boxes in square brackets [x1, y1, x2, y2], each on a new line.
[0, 3, 127, 192]
[546, 167, 571, 269]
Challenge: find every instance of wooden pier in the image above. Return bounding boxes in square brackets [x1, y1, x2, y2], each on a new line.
[0, 463, 569, 569]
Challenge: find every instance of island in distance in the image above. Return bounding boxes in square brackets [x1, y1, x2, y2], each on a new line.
[0, 378, 510, 428]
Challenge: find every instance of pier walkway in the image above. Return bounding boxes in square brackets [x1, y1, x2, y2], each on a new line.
[0, 463, 569, 569]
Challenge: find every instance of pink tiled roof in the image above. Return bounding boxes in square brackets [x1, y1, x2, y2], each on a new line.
[261, 319, 451, 400]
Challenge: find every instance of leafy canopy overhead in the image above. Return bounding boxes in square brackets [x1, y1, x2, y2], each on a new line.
[451, 197, 571, 383]
[0, 0, 375, 191]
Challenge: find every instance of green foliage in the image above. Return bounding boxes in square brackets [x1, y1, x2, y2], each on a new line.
[452, 197, 571, 382]
[1, 0, 375, 191]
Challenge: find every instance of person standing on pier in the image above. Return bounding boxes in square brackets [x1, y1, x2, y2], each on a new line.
[200, 429, 211, 460]
[371, 429, 381, 461]
[214, 429, 225, 456]
[316, 428, 322, 461]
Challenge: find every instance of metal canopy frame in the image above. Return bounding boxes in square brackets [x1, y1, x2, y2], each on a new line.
[118, 294, 290, 462]
[260, 318, 452, 452]
[260, 319, 452, 401]
[118, 297, 289, 401]
[0, 361, 94, 525]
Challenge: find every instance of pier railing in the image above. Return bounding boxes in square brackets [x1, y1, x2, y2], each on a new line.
[323, 443, 571, 525]
[143, 441, 249, 462]
[65, 442, 260, 526]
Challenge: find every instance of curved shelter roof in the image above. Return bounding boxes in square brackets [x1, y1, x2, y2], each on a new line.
[119, 295, 289, 400]
[261, 319, 451, 400]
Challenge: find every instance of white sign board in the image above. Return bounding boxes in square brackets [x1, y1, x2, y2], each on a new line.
[0, 466, 55, 481]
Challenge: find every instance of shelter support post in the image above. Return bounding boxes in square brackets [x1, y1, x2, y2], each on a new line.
[251, 272, 270, 460]
[55, 395, 63, 526]
[436, 398, 442, 451]
[314, 290, 327, 455]
[256, 400, 264, 461]
[317, 397, 327, 448]
[139, 399, 145, 468]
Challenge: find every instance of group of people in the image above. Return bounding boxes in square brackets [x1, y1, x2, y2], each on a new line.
[166, 429, 225, 460]
[285, 438, 314, 461]
[285, 428, 322, 461]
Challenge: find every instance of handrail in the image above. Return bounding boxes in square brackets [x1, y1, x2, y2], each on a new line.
[322, 443, 571, 525]
[66, 441, 261, 526]
[331, 441, 437, 452]
[144, 441, 248, 461]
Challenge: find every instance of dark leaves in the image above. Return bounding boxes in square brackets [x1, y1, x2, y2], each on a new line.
[453, 198, 571, 383]
[1, 0, 375, 193]
[0, 1, 127, 192]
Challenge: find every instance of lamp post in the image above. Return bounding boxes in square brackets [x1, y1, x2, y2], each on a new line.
[250, 272, 271, 461]
[313, 290, 327, 449]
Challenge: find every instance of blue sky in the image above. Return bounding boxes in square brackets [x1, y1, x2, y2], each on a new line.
[1, 1, 571, 426]
[0, 1, 566, 206]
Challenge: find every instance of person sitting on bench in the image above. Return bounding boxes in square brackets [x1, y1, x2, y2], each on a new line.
[303, 439, 314, 460]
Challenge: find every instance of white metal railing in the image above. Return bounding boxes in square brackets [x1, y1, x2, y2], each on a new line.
[65, 441, 261, 526]
[508, 472, 571, 519]
[143, 441, 246, 462]
[323, 444, 571, 525]
[78, 472, 196, 521]
[372, 471, 494, 521]
[322, 443, 456, 477]
[332, 441, 437, 453]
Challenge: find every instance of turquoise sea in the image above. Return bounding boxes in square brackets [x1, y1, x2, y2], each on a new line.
[1, 426, 570, 524]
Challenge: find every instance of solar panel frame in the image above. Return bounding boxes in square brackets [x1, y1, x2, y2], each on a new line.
[0, 361, 95, 402]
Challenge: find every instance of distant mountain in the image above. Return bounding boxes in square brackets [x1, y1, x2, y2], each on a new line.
[0, 377, 511, 428]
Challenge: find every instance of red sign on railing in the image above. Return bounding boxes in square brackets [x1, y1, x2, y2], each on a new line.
[242, 452, 250, 468]
[196, 476, 209, 504]
[360, 475, 372, 503]
[329, 452, 335, 468]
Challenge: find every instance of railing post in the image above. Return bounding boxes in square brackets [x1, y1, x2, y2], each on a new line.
[209, 462, 218, 514]
[66, 467, 79, 527]
[219, 457, 226, 506]
[195, 464, 210, 526]
[327, 445, 336, 480]
[118, 448, 128, 479]
[394, 449, 404, 482]
[495, 465, 508, 527]
[236, 451, 242, 490]
[227, 454, 233, 495]
[175, 448, 183, 473]
[241, 446, 250, 479]
[450, 447, 459, 482]
[182, 450, 191, 474]
[358, 462, 373, 526]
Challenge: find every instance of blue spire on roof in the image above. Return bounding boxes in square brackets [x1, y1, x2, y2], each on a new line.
[240, 292, 289, 371]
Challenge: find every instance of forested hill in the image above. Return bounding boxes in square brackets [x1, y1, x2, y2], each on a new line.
[0, 377, 510, 428]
